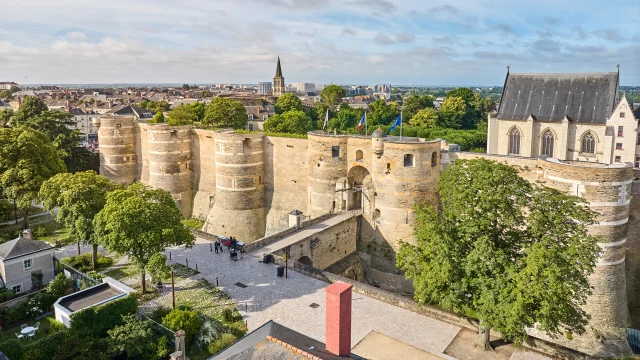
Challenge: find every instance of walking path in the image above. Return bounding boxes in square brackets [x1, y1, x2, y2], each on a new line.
[0, 211, 51, 227]
[259, 212, 355, 255]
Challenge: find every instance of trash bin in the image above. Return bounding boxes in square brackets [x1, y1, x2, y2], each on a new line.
[277, 265, 285, 277]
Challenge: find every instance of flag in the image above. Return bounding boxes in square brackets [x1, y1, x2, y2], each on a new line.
[358, 112, 367, 131]
[323, 109, 329, 130]
[389, 113, 402, 132]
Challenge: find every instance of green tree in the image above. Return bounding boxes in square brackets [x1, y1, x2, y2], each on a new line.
[0, 127, 66, 228]
[9, 85, 20, 93]
[264, 110, 314, 134]
[437, 97, 466, 129]
[203, 98, 247, 129]
[167, 104, 197, 125]
[39, 171, 116, 268]
[397, 158, 599, 350]
[151, 112, 165, 124]
[0, 89, 13, 100]
[329, 105, 363, 131]
[310, 102, 332, 128]
[189, 102, 206, 122]
[402, 95, 434, 120]
[93, 183, 195, 293]
[275, 93, 303, 114]
[0, 109, 13, 126]
[47, 273, 73, 299]
[10, 96, 48, 124]
[108, 314, 154, 359]
[321, 85, 346, 106]
[408, 108, 438, 128]
[162, 309, 202, 345]
[147, 253, 170, 282]
[200, 90, 212, 98]
[369, 99, 400, 126]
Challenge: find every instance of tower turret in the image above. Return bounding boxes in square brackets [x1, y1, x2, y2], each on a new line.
[94, 115, 138, 185]
[273, 56, 285, 97]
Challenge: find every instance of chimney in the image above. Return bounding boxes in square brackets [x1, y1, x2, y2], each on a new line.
[325, 282, 352, 356]
[22, 229, 32, 240]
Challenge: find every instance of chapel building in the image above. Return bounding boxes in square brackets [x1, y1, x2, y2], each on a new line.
[487, 68, 639, 166]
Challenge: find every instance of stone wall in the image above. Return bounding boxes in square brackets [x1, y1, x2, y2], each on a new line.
[263, 136, 310, 234]
[628, 180, 640, 326]
[191, 129, 217, 220]
[95, 116, 138, 185]
[307, 132, 349, 217]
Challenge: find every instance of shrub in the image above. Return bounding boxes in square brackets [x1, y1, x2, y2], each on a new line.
[0, 288, 17, 302]
[222, 308, 233, 322]
[150, 307, 171, 323]
[32, 225, 53, 238]
[22, 330, 67, 360]
[154, 336, 170, 359]
[70, 294, 138, 337]
[107, 314, 153, 359]
[0, 339, 24, 359]
[49, 319, 66, 333]
[207, 333, 238, 355]
[27, 291, 57, 315]
[61, 253, 113, 272]
[47, 273, 73, 299]
[162, 309, 201, 345]
[196, 318, 224, 348]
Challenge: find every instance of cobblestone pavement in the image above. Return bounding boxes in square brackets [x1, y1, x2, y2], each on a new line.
[509, 350, 554, 360]
[164, 237, 462, 356]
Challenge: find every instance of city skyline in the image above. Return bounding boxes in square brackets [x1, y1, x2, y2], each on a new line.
[1, 0, 639, 85]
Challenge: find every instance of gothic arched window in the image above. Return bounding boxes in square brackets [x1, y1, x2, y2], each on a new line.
[581, 132, 596, 154]
[541, 130, 554, 157]
[508, 128, 520, 155]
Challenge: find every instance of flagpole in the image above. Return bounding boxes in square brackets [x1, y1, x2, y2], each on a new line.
[365, 111, 368, 136]
[400, 111, 403, 140]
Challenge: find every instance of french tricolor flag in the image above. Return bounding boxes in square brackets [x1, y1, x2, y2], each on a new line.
[358, 111, 367, 131]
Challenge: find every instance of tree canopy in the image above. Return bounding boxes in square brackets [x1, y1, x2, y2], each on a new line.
[274, 93, 303, 114]
[0, 89, 13, 100]
[151, 112, 165, 124]
[402, 95, 434, 120]
[408, 108, 438, 128]
[321, 85, 346, 106]
[203, 98, 247, 129]
[264, 110, 314, 134]
[437, 96, 466, 129]
[167, 104, 197, 125]
[397, 158, 600, 349]
[39, 171, 116, 268]
[93, 183, 195, 293]
[329, 105, 364, 131]
[0, 127, 66, 228]
[368, 99, 400, 126]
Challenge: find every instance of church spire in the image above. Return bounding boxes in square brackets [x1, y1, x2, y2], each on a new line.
[275, 56, 283, 78]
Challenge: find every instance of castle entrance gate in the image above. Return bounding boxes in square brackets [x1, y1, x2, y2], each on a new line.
[348, 166, 370, 209]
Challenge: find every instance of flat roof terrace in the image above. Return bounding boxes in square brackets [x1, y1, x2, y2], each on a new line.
[58, 283, 123, 312]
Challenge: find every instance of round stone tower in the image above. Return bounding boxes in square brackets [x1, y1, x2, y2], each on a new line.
[147, 125, 193, 218]
[538, 158, 632, 330]
[205, 130, 265, 241]
[307, 131, 349, 217]
[94, 116, 138, 185]
[371, 127, 386, 158]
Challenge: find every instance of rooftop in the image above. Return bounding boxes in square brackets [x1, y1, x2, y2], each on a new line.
[58, 283, 122, 312]
[0, 236, 53, 260]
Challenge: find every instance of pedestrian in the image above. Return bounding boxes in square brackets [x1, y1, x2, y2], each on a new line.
[226, 238, 232, 251]
[214, 240, 219, 254]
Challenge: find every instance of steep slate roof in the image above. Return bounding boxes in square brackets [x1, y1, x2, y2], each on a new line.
[497, 72, 619, 124]
[0, 236, 53, 260]
[275, 56, 283, 78]
[108, 104, 156, 119]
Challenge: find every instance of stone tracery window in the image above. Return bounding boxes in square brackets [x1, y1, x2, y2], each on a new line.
[581, 132, 596, 154]
[508, 128, 520, 155]
[541, 130, 554, 157]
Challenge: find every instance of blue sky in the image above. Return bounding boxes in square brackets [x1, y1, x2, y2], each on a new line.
[0, 0, 638, 85]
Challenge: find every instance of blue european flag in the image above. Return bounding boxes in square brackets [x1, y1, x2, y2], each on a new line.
[389, 113, 402, 132]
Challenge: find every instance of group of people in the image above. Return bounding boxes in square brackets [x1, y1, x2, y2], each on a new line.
[214, 236, 243, 261]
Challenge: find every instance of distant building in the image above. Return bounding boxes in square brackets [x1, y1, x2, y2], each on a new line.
[272, 56, 285, 97]
[258, 82, 272, 95]
[375, 84, 392, 93]
[107, 104, 155, 119]
[245, 105, 275, 131]
[291, 82, 315, 93]
[0, 82, 18, 90]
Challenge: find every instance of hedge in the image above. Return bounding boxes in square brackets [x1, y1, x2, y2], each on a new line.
[69, 293, 138, 337]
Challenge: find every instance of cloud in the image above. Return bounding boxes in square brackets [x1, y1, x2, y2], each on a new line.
[429, 5, 460, 15]
[340, 28, 356, 36]
[531, 38, 561, 53]
[571, 26, 588, 40]
[296, 30, 318, 37]
[349, 0, 396, 13]
[544, 16, 558, 26]
[492, 23, 516, 35]
[374, 33, 395, 45]
[396, 33, 415, 44]
[249, 0, 329, 9]
[374, 32, 415, 45]
[66, 32, 88, 41]
[592, 28, 625, 41]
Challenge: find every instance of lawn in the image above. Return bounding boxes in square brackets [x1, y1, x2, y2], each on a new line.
[0, 215, 74, 246]
[0, 204, 45, 224]
[0, 316, 54, 344]
[103, 263, 199, 289]
[182, 218, 205, 230]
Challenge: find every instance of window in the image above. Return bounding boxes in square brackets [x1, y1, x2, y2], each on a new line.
[332, 146, 340, 158]
[541, 130, 554, 157]
[615, 156, 622, 163]
[404, 154, 414, 167]
[23, 259, 32, 270]
[637, 132, 640, 145]
[581, 133, 596, 153]
[12, 284, 21, 294]
[247, 114, 254, 120]
[431, 152, 438, 167]
[621, 112, 626, 118]
[355, 150, 363, 162]
[616, 143, 623, 150]
[618, 126, 624, 137]
[248, 123, 254, 131]
[635, 156, 640, 168]
[263, 114, 268, 120]
[508, 128, 520, 155]
[386, 163, 391, 173]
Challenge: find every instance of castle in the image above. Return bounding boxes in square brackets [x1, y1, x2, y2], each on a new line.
[94, 66, 640, 357]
